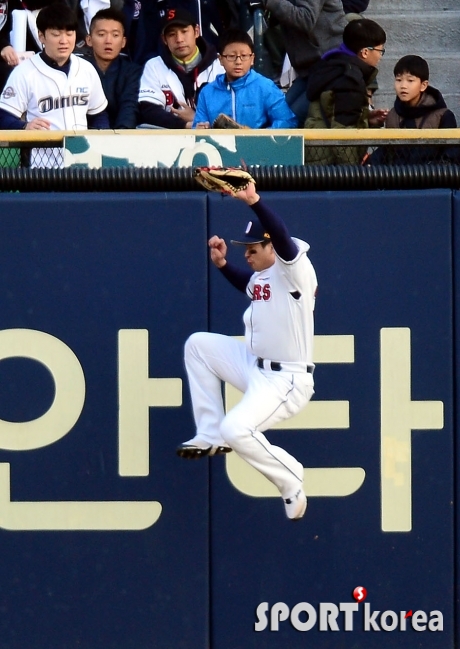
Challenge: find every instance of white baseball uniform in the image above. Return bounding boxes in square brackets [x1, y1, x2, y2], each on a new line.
[0, 52, 107, 167]
[184, 207, 317, 500]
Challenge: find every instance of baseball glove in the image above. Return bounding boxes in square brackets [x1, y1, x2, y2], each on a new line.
[193, 166, 255, 196]
[212, 113, 248, 129]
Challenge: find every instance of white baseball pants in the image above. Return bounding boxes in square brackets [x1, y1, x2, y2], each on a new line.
[184, 332, 314, 498]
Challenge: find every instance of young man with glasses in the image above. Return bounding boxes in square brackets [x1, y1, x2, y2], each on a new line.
[304, 17, 388, 164]
[137, 7, 224, 129]
[193, 28, 297, 129]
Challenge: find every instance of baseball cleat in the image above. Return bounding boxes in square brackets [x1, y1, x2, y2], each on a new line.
[176, 438, 232, 459]
[283, 488, 307, 521]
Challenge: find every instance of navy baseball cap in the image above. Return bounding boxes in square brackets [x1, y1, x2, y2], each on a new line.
[161, 8, 197, 34]
[231, 220, 271, 245]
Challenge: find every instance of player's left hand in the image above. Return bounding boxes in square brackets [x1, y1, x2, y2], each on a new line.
[232, 180, 260, 206]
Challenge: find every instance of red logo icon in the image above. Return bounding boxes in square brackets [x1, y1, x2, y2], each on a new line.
[353, 586, 367, 602]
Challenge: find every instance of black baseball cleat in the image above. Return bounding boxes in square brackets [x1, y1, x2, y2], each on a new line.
[176, 437, 232, 459]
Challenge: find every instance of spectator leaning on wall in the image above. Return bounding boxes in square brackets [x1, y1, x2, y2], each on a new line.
[193, 28, 297, 129]
[369, 55, 458, 165]
[0, 3, 109, 167]
[304, 18, 388, 164]
[137, 6, 224, 128]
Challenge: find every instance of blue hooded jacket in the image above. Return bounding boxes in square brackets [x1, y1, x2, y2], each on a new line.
[193, 68, 297, 129]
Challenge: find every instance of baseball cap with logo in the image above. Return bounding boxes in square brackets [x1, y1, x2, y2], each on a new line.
[231, 220, 271, 245]
[161, 7, 197, 34]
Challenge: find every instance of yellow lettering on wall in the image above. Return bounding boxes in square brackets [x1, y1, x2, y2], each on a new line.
[380, 327, 443, 531]
[225, 335, 365, 498]
[118, 329, 182, 476]
[0, 329, 85, 450]
[0, 463, 161, 531]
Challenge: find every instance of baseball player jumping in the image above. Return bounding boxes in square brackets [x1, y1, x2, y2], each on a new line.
[177, 177, 317, 521]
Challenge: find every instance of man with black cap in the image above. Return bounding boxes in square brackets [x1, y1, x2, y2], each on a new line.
[137, 7, 224, 128]
[177, 180, 318, 522]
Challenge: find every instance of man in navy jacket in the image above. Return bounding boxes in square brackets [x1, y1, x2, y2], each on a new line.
[86, 7, 142, 129]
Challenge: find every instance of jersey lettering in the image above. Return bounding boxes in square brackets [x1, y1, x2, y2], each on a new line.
[253, 284, 271, 301]
[38, 94, 89, 113]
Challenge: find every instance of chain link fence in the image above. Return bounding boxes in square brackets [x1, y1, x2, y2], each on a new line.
[304, 140, 460, 165]
[1, 133, 460, 171]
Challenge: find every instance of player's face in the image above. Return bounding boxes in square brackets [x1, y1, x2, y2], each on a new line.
[87, 19, 126, 63]
[162, 24, 200, 61]
[219, 43, 254, 82]
[394, 72, 428, 107]
[39, 28, 76, 66]
[244, 243, 275, 272]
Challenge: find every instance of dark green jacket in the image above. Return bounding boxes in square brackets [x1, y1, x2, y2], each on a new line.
[304, 51, 377, 164]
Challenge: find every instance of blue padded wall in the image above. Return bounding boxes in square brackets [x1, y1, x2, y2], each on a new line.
[209, 190, 453, 648]
[0, 193, 210, 649]
[0, 188, 454, 648]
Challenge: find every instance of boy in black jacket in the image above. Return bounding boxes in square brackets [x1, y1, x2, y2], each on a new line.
[370, 55, 457, 164]
[386, 55, 456, 129]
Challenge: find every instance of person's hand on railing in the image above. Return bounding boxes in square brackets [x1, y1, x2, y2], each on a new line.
[25, 117, 51, 130]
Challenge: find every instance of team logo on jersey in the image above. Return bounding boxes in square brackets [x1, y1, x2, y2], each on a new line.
[38, 94, 89, 113]
[1, 86, 15, 99]
[252, 284, 271, 301]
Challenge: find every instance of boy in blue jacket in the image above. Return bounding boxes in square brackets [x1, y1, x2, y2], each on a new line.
[193, 28, 297, 130]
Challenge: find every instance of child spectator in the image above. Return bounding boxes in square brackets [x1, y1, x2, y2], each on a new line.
[193, 28, 297, 129]
[86, 8, 141, 128]
[370, 55, 458, 164]
[387, 55, 456, 128]
[304, 17, 387, 164]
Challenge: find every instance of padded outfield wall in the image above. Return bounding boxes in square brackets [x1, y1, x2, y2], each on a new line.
[0, 188, 455, 648]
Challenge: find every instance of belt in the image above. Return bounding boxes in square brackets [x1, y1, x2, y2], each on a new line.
[257, 358, 314, 374]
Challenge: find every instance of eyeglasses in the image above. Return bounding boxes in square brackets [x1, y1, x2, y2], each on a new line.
[220, 53, 253, 62]
[367, 46, 385, 55]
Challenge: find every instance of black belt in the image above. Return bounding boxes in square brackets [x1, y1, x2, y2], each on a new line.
[257, 358, 313, 373]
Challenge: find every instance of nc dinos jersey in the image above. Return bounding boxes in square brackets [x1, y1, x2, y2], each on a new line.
[0, 52, 107, 167]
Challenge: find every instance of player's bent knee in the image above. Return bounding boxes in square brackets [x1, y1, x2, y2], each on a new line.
[184, 331, 208, 358]
[219, 414, 248, 447]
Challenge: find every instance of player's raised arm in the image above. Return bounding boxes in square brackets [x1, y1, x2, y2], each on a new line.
[208, 235, 252, 293]
[234, 181, 298, 263]
[193, 167, 298, 261]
